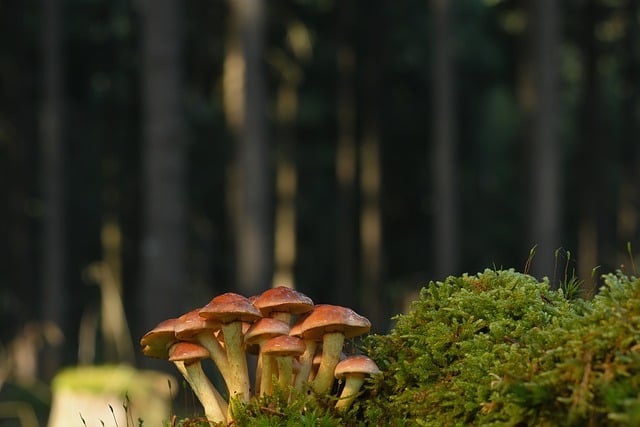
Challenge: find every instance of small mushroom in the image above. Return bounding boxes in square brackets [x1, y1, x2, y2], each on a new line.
[253, 286, 314, 325]
[291, 304, 370, 394]
[174, 309, 232, 392]
[140, 317, 178, 357]
[244, 317, 290, 394]
[199, 293, 262, 402]
[261, 335, 306, 397]
[168, 341, 228, 424]
[333, 355, 380, 411]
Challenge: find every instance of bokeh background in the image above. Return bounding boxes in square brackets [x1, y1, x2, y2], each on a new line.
[1, 0, 639, 422]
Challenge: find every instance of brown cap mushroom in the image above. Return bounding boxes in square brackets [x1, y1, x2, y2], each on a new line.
[290, 304, 371, 394]
[261, 335, 306, 396]
[199, 292, 262, 324]
[334, 355, 380, 411]
[168, 342, 228, 424]
[140, 318, 177, 359]
[168, 340, 210, 363]
[244, 318, 291, 394]
[253, 286, 314, 325]
[174, 309, 232, 393]
[244, 318, 291, 347]
[199, 293, 262, 402]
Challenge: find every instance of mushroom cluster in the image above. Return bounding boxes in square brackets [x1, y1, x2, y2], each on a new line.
[140, 287, 379, 425]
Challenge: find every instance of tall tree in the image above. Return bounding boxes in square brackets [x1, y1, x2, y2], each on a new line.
[577, 0, 601, 291]
[40, 0, 65, 379]
[225, 0, 271, 296]
[139, 0, 187, 352]
[521, 0, 562, 281]
[359, 2, 386, 332]
[430, 0, 458, 280]
[272, 21, 311, 289]
[617, 0, 640, 267]
[335, 0, 357, 308]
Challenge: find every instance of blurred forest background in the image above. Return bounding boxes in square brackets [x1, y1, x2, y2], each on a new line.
[1, 0, 639, 406]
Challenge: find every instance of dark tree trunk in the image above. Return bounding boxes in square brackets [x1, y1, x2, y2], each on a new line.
[359, 2, 386, 332]
[232, 0, 271, 297]
[40, 0, 66, 380]
[430, 0, 458, 280]
[139, 0, 187, 360]
[577, 0, 601, 293]
[2, 0, 36, 341]
[529, 0, 562, 281]
[335, 0, 357, 308]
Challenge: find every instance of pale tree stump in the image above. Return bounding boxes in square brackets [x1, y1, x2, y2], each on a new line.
[47, 365, 176, 427]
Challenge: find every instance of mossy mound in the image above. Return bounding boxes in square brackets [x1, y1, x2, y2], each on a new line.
[362, 269, 640, 426]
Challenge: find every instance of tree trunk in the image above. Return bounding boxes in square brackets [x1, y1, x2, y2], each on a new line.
[140, 0, 187, 352]
[273, 55, 302, 289]
[335, 0, 357, 308]
[617, 0, 640, 269]
[1, 2, 36, 338]
[577, 0, 600, 293]
[227, 0, 271, 297]
[430, 0, 458, 280]
[520, 0, 562, 282]
[40, 0, 65, 380]
[360, 3, 386, 332]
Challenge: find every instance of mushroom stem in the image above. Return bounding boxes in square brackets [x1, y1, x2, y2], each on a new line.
[221, 322, 251, 402]
[311, 332, 345, 394]
[271, 311, 291, 325]
[174, 360, 228, 424]
[293, 340, 317, 391]
[259, 354, 276, 396]
[335, 374, 366, 411]
[196, 332, 233, 393]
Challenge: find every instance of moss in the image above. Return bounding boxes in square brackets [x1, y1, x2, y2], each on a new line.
[362, 269, 586, 426]
[51, 364, 172, 398]
[359, 269, 640, 426]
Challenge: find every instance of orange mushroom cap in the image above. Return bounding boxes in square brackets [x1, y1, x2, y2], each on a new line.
[140, 317, 178, 358]
[169, 341, 210, 363]
[290, 304, 371, 340]
[261, 335, 306, 357]
[244, 318, 291, 347]
[334, 355, 380, 378]
[199, 292, 262, 324]
[253, 286, 314, 317]
[175, 308, 221, 341]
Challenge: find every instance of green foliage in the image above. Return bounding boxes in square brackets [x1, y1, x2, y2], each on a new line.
[362, 269, 586, 426]
[362, 269, 640, 426]
[229, 385, 349, 427]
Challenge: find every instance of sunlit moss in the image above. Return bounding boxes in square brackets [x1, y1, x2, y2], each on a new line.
[362, 269, 640, 426]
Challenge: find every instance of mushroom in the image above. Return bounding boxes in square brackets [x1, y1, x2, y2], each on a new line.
[244, 317, 290, 394]
[261, 335, 306, 397]
[333, 355, 380, 411]
[199, 292, 262, 403]
[290, 304, 371, 394]
[140, 321, 227, 424]
[174, 309, 233, 393]
[140, 317, 178, 357]
[168, 341, 228, 424]
[252, 286, 314, 325]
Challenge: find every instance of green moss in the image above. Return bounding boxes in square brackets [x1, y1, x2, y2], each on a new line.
[362, 269, 586, 426]
[361, 269, 640, 426]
